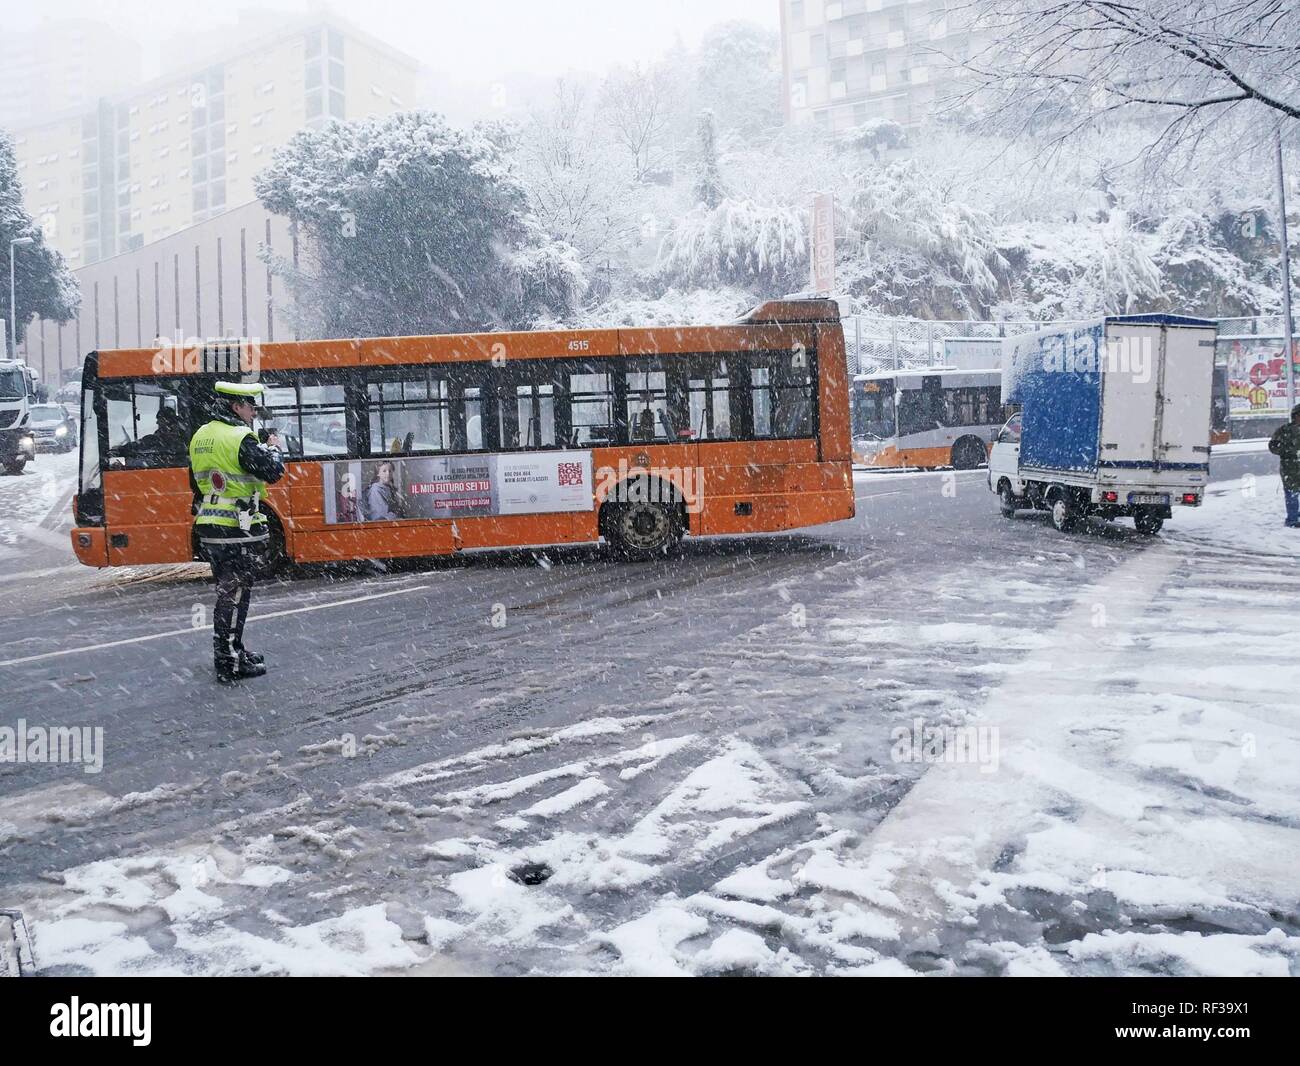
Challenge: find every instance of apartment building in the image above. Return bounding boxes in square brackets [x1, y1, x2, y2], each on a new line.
[780, 0, 979, 132]
[0, 19, 143, 127]
[18, 199, 299, 392]
[7, 14, 420, 269]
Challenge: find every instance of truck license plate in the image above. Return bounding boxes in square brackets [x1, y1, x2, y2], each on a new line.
[1129, 493, 1169, 505]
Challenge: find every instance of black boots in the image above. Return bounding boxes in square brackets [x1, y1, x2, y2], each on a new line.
[235, 644, 265, 668]
[214, 639, 267, 682]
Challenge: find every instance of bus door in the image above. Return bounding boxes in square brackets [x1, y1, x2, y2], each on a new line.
[100, 377, 195, 565]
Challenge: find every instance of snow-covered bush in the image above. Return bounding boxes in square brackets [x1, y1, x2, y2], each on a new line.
[656, 198, 808, 294]
[840, 159, 1007, 318]
[1148, 207, 1279, 318]
[563, 286, 758, 329]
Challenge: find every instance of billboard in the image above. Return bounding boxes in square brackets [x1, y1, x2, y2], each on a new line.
[1218, 336, 1300, 416]
[321, 451, 593, 524]
[942, 337, 1003, 370]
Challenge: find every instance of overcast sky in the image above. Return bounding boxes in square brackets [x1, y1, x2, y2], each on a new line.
[22, 1, 781, 83]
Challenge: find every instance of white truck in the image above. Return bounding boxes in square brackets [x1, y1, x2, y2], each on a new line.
[0, 358, 39, 475]
[987, 315, 1216, 535]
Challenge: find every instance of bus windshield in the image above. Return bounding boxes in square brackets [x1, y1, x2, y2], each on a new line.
[855, 380, 896, 439]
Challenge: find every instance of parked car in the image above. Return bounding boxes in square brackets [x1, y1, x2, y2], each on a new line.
[27, 403, 78, 452]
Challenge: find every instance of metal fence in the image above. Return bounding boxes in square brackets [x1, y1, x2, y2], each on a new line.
[844, 313, 1297, 375]
[843, 315, 1055, 375]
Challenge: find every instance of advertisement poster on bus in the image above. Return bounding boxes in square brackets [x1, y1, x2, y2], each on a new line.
[321, 451, 593, 524]
[1218, 336, 1300, 416]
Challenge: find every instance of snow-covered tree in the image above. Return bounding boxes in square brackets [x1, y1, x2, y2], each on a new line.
[994, 210, 1161, 320]
[693, 21, 782, 139]
[0, 132, 79, 345]
[556, 286, 759, 329]
[959, 0, 1300, 160]
[600, 63, 676, 183]
[255, 111, 584, 337]
[839, 119, 908, 162]
[519, 79, 641, 272]
[506, 19, 1289, 327]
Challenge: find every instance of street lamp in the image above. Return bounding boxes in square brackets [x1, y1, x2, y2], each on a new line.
[1276, 130, 1296, 410]
[9, 236, 34, 359]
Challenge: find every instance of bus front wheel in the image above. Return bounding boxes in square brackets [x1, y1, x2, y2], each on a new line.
[4, 458, 27, 475]
[951, 437, 987, 470]
[256, 515, 290, 578]
[605, 501, 683, 561]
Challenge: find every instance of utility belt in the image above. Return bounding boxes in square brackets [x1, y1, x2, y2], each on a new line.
[196, 493, 268, 541]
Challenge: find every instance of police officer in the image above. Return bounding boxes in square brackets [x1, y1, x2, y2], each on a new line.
[190, 381, 286, 682]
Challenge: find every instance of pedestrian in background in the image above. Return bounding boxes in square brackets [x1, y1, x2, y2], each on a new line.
[1268, 403, 1300, 528]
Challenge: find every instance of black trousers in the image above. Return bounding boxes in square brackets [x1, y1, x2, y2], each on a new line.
[203, 538, 263, 656]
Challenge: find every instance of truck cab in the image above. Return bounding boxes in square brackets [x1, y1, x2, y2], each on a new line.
[0, 359, 38, 475]
[987, 412, 1022, 509]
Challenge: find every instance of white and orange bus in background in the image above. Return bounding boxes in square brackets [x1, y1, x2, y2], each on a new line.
[850, 368, 1010, 470]
[69, 298, 855, 569]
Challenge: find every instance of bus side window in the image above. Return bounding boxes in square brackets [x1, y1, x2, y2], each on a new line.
[366, 376, 447, 456]
[919, 376, 944, 429]
[624, 367, 669, 443]
[566, 367, 614, 447]
[516, 381, 556, 449]
[687, 356, 732, 440]
[751, 352, 814, 439]
[258, 383, 301, 458]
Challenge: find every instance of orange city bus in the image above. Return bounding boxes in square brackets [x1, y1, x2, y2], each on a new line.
[70, 298, 854, 568]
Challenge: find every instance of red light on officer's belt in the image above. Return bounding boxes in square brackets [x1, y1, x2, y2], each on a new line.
[1102, 491, 1118, 503]
[1181, 493, 1199, 505]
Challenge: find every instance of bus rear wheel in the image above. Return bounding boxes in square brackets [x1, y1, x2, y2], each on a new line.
[605, 501, 682, 561]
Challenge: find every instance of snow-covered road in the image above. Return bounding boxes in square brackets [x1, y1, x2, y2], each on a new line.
[0, 451, 1296, 975]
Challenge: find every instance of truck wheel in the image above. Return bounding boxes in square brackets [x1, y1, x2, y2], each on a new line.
[1050, 497, 1078, 533]
[998, 483, 1019, 517]
[1134, 512, 1164, 536]
[998, 483, 1018, 518]
[4, 459, 27, 475]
